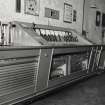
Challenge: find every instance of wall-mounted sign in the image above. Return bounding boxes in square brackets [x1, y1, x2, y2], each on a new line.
[63, 3, 72, 23]
[25, 0, 40, 16]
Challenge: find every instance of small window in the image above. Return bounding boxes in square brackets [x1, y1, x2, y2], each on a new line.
[16, 0, 21, 13]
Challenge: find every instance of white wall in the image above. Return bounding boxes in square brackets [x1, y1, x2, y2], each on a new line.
[83, 0, 105, 44]
[0, 0, 84, 33]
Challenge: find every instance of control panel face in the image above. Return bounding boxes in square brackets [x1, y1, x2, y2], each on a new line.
[35, 28, 78, 45]
[12, 22, 91, 46]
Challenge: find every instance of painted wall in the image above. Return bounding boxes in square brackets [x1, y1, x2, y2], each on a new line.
[83, 0, 105, 44]
[0, 0, 84, 33]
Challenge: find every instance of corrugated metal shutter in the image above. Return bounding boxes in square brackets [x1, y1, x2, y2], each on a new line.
[0, 56, 39, 104]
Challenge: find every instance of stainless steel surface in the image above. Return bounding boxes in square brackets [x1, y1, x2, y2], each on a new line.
[88, 47, 97, 72]
[36, 49, 53, 92]
[98, 46, 105, 70]
[53, 46, 91, 55]
[48, 70, 88, 88]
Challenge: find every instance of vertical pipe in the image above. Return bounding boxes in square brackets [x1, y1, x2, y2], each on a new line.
[10, 25, 14, 45]
[6, 24, 10, 45]
[9, 23, 12, 45]
[3, 25, 6, 45]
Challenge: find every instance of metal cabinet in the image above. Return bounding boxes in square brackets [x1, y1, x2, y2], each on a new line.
[0, 45, 104, 105]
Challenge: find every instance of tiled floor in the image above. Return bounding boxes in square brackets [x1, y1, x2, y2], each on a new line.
[29, 73, 105, 105]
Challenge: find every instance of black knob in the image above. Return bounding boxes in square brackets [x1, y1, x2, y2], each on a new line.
[54, 35, 57, 42]
[58, 35, 61, 41]
[47, 35, 51, 41]
[43, 34, 48, 41]
[64, 36, 66, 41]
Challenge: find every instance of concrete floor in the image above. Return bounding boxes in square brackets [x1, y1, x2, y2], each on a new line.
[29, 73, 105, 105]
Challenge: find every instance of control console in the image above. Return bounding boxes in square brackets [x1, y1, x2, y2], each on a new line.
[10, 22, 92, 46]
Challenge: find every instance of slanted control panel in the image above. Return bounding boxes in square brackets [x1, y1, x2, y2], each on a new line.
[10, 22, 92, 46]
[35, 28, 78, 43]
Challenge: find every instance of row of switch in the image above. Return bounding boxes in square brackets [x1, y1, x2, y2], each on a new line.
[35, 29, 78, 42]
[40, 34, 78, 42]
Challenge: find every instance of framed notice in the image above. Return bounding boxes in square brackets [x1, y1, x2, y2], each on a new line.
[25, 0, 40, 16]
[63, 3, 73, 23]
